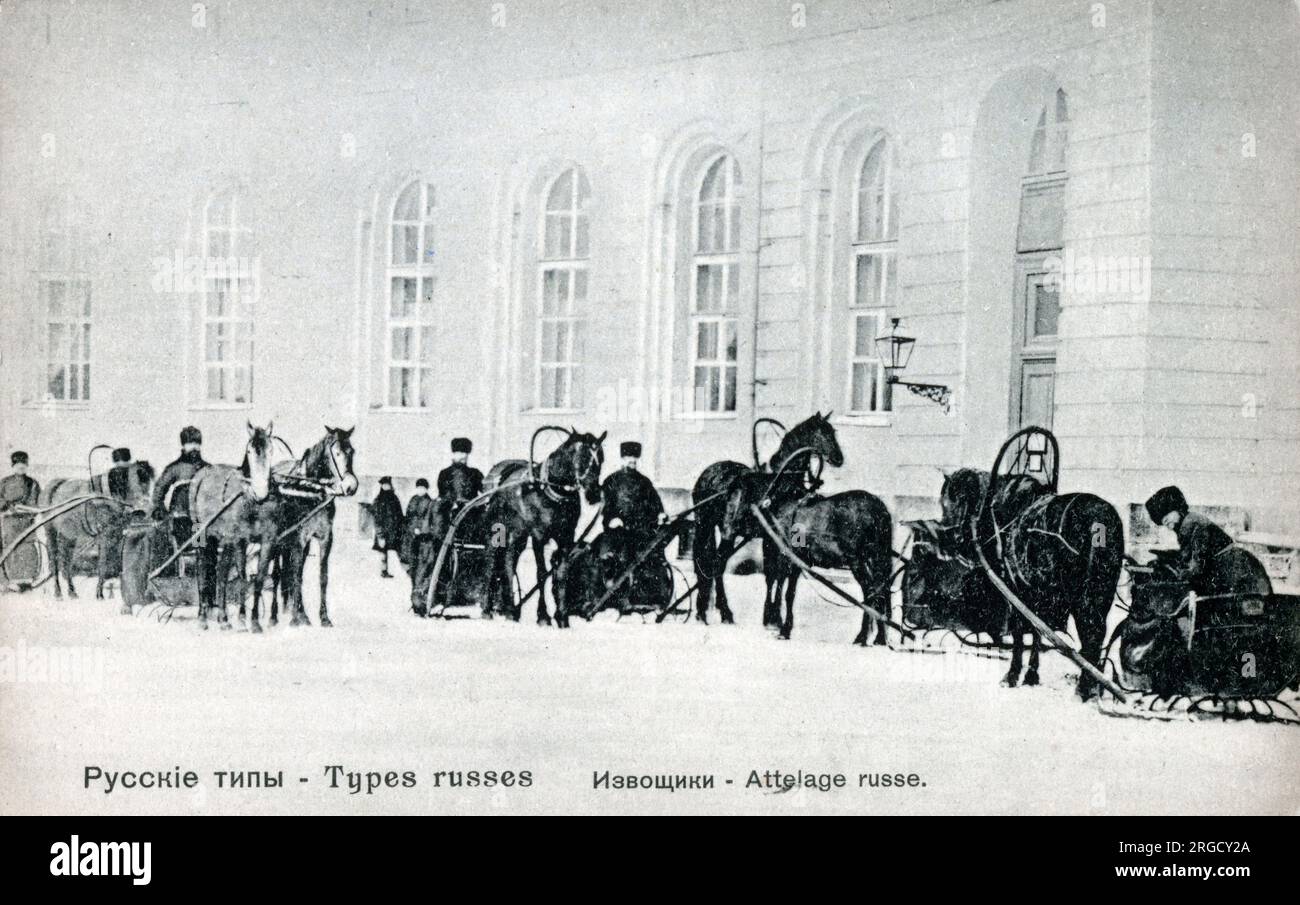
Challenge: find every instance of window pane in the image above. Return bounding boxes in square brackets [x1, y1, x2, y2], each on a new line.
[572, 268, 587, 303]
[390, 277, 416, 318]
[851, 363, 869, 412]
[724, 320, 738, 362]
[696, 321, 718, 360]
[854, 314, 878, 358]
[545, 213, 571, 259]
[419, 368, 435, 408]
[421, 223, 436, 264]
[206, 367, 224, 402]
[421, 277, 435, 310]
[540, 367, 559, 409]
[695, 264, 712, 312]
[46, 281, 65, 317]
[574, 214, 589, 259]
[391, 327, 413, 362]
[208, 229, 231, 260]
[725, 265, 739, 310]
[693, 366, 710, 411]
[697, 203, 714, 253]
[420, 326, 436, 362]
[394, 182, 421, 221]
[700, 157, 725, 202]
[1033, 282, 1060, 337]
[547, 169, 574, 212]
[724, 366, 737, 412]
[81, 364, 91, 401]
[855, 255, 881, 308]
[423, 183, 436, 218]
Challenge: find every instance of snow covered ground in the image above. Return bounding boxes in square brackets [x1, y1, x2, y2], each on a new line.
[1, 531, 1297, 815]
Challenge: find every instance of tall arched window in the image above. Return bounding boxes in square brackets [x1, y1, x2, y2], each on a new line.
[848, 138, 898, 413]
[40, 194, 91, 403]
[387, 180, 437, 408]
[202, 189, 255, 405]
[537, 166, 589, 410]
[690, 154, 741, 413]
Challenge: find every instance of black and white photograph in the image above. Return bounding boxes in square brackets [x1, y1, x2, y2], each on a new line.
[0, 0, 1298, 835]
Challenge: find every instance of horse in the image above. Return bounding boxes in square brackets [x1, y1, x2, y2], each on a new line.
[43, 458, 156, 600]
[690, 412, 844, 624]
[931, 467, 1122, 700]
[746, 490, 893, 644]
[187, 422, 276, 630]
[267, 426, 358, 628]
[481, 428, 605, 625]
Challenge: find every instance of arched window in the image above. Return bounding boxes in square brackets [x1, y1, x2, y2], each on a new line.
[847, 138, 898, 414]
[1027, 88, 1069, 177]
[690, 154, 741, 413]
[202, 189, 255, 405]
[40, 194, 91, 403]
[537, 166, 589, 410]
[387, 180, 437, 408]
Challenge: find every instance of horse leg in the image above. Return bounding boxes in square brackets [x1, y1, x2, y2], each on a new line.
[1073, 589, 1110, 702]
[63, 537, 79, 599]
[249, 544, 270, 634]
[289, 543, 310, 626]
[761, 540, 780, 628]
[1003, 620, 1024, 687]
[269, 550, 282, 626]
[197, 538, 214, 629]
[216, 544, 233, 630]
[533, 537, 552, 626]
[1024, 631, 1041, 686]
[47, 526, 63, 599]
[318, 532, 334, 627]
[781, 570, 798, 641]
[692, 523, 716, 623]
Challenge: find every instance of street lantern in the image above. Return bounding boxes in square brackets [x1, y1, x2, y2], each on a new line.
[874, 317, 952, 413]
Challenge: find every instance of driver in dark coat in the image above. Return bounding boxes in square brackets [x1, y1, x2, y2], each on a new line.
[152, 426, 209, 551]
[0, 451, 40, 513]
[1, 451, 42, 590]
[600, 442, 665, 539]
[1144, 485, 1270, 597]
[437, 437, 484, 507]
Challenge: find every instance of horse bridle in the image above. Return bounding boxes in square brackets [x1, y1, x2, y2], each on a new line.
[539, 441, 601, 503]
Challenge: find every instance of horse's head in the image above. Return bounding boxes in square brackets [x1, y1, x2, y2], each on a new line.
[110, 459, 156, 512]
[939, 468, 987, 533]
[321, 425, 359, 496]
[550, 427, 605, 504]
[243, 421, 275, 502]
[779, 411, 844, 469]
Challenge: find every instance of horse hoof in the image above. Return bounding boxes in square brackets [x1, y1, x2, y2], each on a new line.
[1023, 672, 1040, 687]
[537, 616, 552, 628]
[119, 605, 132, 616]
[250, 622, 263, 634]
[219, 622, 233, 632]
[1001, 675, 1019, 688]
[319, 617, 333, 628]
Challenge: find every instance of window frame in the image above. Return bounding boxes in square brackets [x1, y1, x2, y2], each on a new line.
[35, 196, 91, 408]
[845, 138, 898, 418]
[686, 153, 742, 417]
[384, 180, 438, 410]
[197, 189, 256, 409]
[534, 167, 589, 413]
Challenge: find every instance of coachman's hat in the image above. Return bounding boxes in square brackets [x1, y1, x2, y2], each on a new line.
[451, 437, 472, 454]
[620, 441, 642, 458]
[11, 451, 29, 465]
[180, 426, 202, 445]
[1145, 486, 1188, 524]
[378, 476, 393, 486]
[112, 447, 132, 464]
[415, 478, 429, 489]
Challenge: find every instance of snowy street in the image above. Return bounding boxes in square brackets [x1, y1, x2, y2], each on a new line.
[1, 532, 1296, 816]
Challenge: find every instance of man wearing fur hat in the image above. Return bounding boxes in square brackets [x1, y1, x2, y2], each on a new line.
[437, 437, 483, 507]
[152, 426, 209, 553]
[1144, 485, 1270, 597]
[1, 451, 42, 590]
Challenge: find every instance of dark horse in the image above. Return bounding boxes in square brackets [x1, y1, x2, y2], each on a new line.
[188, 422, 276, 629]
[44, 457, 156, 600]
[744, 490, 893, 644]
[266, 426, 359, 628]
[690, 412, 843, 624]
[482, 429, 605, 625]
[929, 467, 1122, 700]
